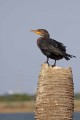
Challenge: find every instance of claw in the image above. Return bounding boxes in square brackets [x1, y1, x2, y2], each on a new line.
[52, 60, 56, 67]
[44, 61, 50, 66]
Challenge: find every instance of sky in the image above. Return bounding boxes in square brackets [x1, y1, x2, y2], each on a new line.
[0, 0, 80, 94]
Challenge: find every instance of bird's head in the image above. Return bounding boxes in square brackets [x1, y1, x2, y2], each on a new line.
[31, 29, 50, 38]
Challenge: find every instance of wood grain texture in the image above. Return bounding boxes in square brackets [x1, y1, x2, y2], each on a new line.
[35, 64, 74, 120]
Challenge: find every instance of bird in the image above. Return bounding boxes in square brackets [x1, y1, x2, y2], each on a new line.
[31, 29, 76, 66]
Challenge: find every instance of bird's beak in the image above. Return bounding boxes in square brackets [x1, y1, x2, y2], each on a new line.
[31, 30, 41, 35]
[31, 30, 36, 33]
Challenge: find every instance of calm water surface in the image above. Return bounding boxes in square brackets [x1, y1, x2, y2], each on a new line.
[0, 112, 79, 120]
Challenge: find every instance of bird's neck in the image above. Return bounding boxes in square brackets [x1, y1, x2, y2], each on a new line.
[42, 34, 50, 39]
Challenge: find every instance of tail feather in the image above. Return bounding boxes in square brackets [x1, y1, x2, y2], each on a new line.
[64, 53, 76, 60]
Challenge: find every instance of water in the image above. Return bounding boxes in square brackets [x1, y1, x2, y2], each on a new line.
[0, 112, 79, 120]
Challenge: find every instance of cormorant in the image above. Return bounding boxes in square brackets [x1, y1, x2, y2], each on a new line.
[31, 29, 76, 66]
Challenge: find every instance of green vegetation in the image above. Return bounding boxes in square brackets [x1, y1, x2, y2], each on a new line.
[0, 93, 79, 102]
[74, 93, 80, 100]
[0, 94, 36, 102]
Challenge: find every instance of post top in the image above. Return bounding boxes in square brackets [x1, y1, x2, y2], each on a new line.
[41, 63, 72, 70]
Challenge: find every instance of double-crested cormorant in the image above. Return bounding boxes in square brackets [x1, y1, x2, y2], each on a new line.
[31, 29, 76, 66]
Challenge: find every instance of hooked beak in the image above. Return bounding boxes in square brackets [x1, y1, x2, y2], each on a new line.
[31, 30, 37, 33]
[31, 30, 41, 35]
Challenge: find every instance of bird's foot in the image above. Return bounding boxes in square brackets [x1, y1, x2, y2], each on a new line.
[44, 61, 50, 66]
[51, 60, 56, 67]
[51, 64, 56, 67]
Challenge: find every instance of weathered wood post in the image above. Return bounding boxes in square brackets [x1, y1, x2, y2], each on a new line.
[35, 64, 74, 120]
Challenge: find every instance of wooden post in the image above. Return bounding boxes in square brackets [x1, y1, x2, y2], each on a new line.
[35, 64, 74, 120]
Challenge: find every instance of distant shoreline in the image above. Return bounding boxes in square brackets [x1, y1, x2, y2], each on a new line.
[74, 100, 80, 112]
[0, 101, 35, 113]
[0, 100, 80, 113]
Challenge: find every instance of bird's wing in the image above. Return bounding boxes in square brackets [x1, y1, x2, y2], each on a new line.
[52, 39, 66, 52]
[40, 38, 66, 56]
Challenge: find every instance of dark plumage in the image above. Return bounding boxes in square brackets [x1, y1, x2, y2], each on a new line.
[31, 29, 76, 66]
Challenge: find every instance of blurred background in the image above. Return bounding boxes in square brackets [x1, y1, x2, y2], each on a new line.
[0, 0, 80, 113]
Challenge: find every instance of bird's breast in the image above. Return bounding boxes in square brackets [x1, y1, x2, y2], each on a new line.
[37, 37, 43, 47]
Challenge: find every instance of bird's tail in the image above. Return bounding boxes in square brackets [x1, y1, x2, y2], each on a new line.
[64, 53, 76, 60]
